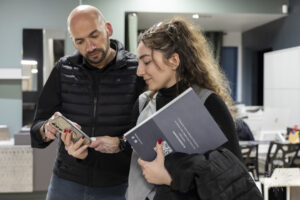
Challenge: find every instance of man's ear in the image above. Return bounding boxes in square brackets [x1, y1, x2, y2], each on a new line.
[168, 53, 180, 70]
[105, 22, 113, 37]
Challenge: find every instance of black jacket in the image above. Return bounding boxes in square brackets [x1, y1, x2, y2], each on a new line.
[30, 39, 145, 187]
[134, 85, 260, 199]
[154, 149, 263, 200]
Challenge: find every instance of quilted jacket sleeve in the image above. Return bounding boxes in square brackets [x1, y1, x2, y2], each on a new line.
[154, 148, 262, 200]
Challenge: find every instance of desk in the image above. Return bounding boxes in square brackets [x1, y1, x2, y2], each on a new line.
[262, 168, 300, 200]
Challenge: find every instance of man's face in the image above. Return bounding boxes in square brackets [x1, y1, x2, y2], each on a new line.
[69, 15, 111, 66]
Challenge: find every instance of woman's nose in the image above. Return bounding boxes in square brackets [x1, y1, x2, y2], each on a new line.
[136, 64, 144, 77]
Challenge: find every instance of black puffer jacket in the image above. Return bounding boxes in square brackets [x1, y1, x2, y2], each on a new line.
[30, 39, 145, 187]
[155, 148, 263, 200]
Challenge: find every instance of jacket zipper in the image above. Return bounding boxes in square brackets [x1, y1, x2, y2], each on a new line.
[92, 95, 97, 137]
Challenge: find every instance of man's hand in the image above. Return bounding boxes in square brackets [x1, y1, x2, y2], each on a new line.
[61, 128, 89, 159]
[89, 136, 120, 153]
[137, 139, 172, 185]
[41, 112, 62, 141]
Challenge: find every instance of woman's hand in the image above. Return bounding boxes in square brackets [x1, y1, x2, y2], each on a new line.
[138, 139, 172, 185]
[61, 123, 89, 160]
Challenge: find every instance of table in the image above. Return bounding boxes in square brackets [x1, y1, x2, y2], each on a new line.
[262, 168, 300, 200]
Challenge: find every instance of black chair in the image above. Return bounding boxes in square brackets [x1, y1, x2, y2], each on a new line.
[240, 143, 259, 181]
[265, 141, 300, 177]
[291, 145, 300, 167]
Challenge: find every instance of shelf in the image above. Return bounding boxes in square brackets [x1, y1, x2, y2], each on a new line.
[0, 68, 22, 79]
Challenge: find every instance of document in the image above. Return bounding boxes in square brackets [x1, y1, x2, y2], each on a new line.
[124, 87, 228, 161]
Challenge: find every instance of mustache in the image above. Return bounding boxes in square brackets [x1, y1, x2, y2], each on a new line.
[87, 49, 104, 56]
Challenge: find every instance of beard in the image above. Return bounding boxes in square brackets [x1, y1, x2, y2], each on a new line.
[85, 36, 110, 65]
[85, 48, 108, 65]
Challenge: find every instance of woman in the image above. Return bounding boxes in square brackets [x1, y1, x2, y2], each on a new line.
[127, 18, 262, 200]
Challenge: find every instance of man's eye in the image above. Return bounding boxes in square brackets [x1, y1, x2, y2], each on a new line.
[76, 41, 83, 45]
[91, 34, 99, 38]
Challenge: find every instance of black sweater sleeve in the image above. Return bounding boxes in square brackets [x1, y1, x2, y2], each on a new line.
[30, 64, 61, 148]
[204, 93, 242, 160]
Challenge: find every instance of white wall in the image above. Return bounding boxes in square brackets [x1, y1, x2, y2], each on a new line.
[264, 46, 300, 126]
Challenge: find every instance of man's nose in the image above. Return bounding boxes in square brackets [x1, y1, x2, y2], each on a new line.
[86, 40, 96, 52]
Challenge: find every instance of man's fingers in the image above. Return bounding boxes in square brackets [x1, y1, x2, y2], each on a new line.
[89, 138, 101, 148]
[73, 122, 81, 129]
[44, 122, 57, 134]
[53, 112, 62, 117]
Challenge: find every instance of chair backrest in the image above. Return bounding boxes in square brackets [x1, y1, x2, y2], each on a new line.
[265, 141, 300, 177]
[240, 143, 259, 180]
[291, 147, 300, 167]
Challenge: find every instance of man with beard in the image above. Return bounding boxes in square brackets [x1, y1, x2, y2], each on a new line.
[30, 5, 144, 200]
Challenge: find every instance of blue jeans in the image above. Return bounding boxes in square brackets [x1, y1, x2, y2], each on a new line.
[46, 174, 128, 200]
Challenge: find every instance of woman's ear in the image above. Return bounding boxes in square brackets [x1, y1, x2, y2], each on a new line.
[168, 53, 180, 70]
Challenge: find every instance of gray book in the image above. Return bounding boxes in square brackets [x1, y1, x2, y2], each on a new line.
[124, 87, 228, 161]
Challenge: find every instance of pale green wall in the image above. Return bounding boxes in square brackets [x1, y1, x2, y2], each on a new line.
[0, 0, 79, 136]
[83, 0, 288, 44]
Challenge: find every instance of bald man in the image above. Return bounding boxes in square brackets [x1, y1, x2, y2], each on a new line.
[30, 5, 145, 200]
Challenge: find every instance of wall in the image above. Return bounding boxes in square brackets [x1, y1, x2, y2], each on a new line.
[0, 0, 78, 136]
[84, 0, 287, 45]
[0, 0, 288, 135]
[223, 32, 242, 102]
[84, 0, 287, 105]
[243, 0, 300, 105]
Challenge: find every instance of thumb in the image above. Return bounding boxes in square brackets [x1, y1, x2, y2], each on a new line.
[137, 158, 148, 168]
[89, 137, 99, 148]
[53, 111, 62, 117]
[155, 138, 164, 161]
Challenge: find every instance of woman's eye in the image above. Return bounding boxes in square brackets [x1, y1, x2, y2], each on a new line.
[144, 61, 151, 65]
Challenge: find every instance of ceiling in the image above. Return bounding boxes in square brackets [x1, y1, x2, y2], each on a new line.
[137, 12, 286, 32]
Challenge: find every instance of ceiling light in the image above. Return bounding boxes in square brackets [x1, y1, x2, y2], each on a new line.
[192, 14, 199, 19]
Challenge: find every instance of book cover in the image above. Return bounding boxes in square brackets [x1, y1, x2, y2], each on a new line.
[124, 87, 228, 161]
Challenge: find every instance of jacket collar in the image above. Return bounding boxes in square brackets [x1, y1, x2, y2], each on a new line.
[67, 39, 127, 70]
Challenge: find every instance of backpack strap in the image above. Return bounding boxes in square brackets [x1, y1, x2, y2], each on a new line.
[138, 86, 214, 113]
[192, 85, 214, 103]
[138, 91, 152, 113]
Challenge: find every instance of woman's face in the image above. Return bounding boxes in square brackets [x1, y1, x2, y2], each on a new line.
[136, 42, 178, 91]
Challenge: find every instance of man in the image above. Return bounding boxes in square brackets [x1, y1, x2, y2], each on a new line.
[30, 5, 144, 200]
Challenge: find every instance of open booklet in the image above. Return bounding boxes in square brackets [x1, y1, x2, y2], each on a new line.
[124, 87, 228, 161]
